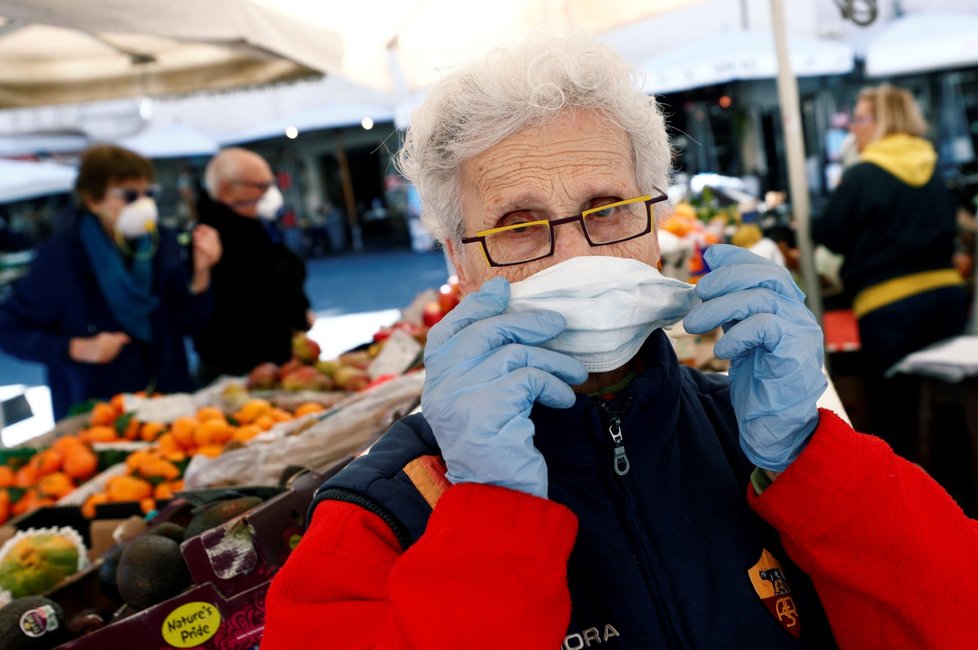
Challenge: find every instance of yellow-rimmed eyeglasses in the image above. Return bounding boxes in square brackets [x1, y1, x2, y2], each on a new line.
[461, 190, 668, 267]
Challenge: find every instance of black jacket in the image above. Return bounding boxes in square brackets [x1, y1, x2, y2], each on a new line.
[313, 331, 837, 649]
[193, 196, 310, 376]
[812, 160, 957, 299]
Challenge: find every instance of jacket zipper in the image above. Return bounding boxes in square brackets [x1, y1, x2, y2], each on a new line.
[600, 401, 631, 476]
[597, 399, 692, 648]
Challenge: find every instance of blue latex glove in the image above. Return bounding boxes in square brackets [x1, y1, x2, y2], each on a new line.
[421, 277, 588, 498]
[683, 244, 827, 472]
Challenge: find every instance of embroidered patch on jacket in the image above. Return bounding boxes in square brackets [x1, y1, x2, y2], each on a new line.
[748, 549, 801, 639]
[402, 455, 451, 509]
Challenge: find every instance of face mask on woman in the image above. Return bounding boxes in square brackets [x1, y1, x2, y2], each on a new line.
[505, 255, 698, 373]
[114, 196, 159, 238]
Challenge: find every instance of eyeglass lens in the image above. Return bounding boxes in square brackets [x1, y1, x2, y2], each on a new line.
[484, 199, 651, 265]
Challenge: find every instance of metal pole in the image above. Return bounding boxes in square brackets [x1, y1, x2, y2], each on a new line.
[770, 0, 822, 324]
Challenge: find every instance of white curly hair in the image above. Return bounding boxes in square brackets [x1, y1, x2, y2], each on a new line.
[396, 31, 672, 245]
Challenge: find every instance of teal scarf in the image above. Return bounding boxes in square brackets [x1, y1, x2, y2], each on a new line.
[78, 213, 159, 342]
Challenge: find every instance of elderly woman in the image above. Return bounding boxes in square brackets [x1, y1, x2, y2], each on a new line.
[263, 36, 977, 649]
[813, 85, 968, 460]
[0, 145, 221, 418]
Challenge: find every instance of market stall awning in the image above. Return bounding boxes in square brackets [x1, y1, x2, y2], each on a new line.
[219, 102, 396, 145]
[0, 0, 343, 108]
[864, 11, 978, 77]
[641, 29, 854, 94]
[0, 157, 76, 203]
[252, 0, 705, 93]
[118, 123, 219, 159]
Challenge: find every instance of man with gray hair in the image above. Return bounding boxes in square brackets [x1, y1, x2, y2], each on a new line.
[193, 147, 313, 384]
[262, 34, 978, 649]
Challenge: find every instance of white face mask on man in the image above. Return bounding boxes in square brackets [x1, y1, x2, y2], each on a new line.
[505, 256, 698, 373]
[114, 197, 159, 239]
[256, 186, 284, 220]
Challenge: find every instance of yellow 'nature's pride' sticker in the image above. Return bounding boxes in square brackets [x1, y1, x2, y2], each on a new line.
[162, 601, 221, 648]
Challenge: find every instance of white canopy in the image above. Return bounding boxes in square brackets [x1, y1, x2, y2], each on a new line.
[0, 158, 76, 203]
[641, 29, 854, 94]
[220, 102, 396, 144]
[118, 123, 219, 159]
[0, 0, 343, 108]
[864, 11, 978, 77]
[252, 0, 705, 93]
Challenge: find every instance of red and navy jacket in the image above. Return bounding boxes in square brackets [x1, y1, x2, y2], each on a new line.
[263, 331, 978, 649]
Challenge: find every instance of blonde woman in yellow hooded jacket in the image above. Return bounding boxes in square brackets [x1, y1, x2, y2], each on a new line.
[813, 84, 968, 461]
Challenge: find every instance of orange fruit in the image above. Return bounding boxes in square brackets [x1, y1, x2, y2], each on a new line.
[253, 415, 276, 431]
[0, 466, 14, 488]
[170, 417, 197, 448]
[81, 492, 109, 518]
[89, 402, 118, 426]
[14, 465, 37, 488]
[155, 434, 187, 463]
[196, 445, 224, 458]
[63, 448, 98, 481]
[121, 417, 140, 441]
[293, 402, 326, 417]
[231, 425, 261, 443]
[140, 421, 166, 442]
[154, 482, 174, 500]
[110, 393, 127, 414]
[79, 425, 117, 444]
[51, 436, 85, 454]
[196, 406, 225, 422]
[269, 408, 293, 422]
[195, 418, 233, 446]
[139, 498, 156, 515]
[137, 457, 180, 481]
[233, 399, 272, 424]
[125, 449, 154, 473]
[0, 490, 10, 525]
[106, 475, 153, 502]
[29, 449, 64, 476]
[37, 472, 74, 499]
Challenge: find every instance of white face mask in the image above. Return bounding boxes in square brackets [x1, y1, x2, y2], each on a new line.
[256, 186, 284, 220]
[115, 197, 158, 238]
[506, 256, 698, 373]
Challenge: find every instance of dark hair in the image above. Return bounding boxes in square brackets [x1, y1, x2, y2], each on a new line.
[75, 145, 155, 202]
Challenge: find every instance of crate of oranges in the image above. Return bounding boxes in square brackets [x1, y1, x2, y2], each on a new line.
[1, 394, 329, 526]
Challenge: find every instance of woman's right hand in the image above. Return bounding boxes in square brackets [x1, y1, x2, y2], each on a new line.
[69, 332, 131, 364]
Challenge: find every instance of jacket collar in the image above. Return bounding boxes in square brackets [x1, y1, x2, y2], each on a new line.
[532, 329, 683, 478]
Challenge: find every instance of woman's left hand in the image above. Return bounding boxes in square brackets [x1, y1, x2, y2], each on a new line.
[190, 224, 222, 292]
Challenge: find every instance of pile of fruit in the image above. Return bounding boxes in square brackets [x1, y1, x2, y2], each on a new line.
[0, 394, 326, 526]
[247, 332, 400, 393]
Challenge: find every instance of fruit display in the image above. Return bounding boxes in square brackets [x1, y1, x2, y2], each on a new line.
[246, 333, 381, 393]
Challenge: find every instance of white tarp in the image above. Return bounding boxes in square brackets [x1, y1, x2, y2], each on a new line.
[865, 11, 978, 77]
[118, 123, 219, 158]
[0, 0, 343, 108]
[0, 157, 76, 203]
[641, 29, 854, 94]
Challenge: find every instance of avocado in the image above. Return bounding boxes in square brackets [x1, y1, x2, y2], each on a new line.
[0, 596, 66, 650]
[148, 522, 186, 544]
[116, 536, 191, 611]
[96, 545, 125, 604]
[183, 496, 263, 540]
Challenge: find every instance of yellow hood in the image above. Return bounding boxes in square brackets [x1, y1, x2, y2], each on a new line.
[860, 134, 936, 187]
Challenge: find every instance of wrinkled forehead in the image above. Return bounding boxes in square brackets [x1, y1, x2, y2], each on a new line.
[459, 111, 638, 210]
